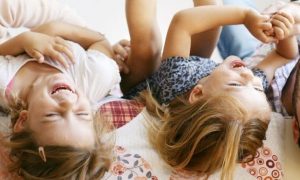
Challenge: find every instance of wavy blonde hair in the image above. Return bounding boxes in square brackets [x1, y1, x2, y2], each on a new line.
[139, 90, 269, 180]
[1, 98, 113, 180]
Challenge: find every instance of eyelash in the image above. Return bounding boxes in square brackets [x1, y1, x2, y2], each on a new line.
[254, 88, 264, 92]
[77, 113, 89, 116]
[228, 83, 264, 92]
[228, 83, 241, 87]
[46, 113, 89, 117]
[46, 113, 58, 117]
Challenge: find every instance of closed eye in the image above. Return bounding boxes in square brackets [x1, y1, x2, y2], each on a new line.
[46, 113, 59, 117]
[228, 83, 264, 93]
[254, 87, 264, 92]
[76, 112, 91, 121]
[76, 113, 89, 116]
[228, 83, 242, 87]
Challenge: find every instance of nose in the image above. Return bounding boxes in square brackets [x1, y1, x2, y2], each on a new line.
[240, 70, 254, 82]
[58, 97, 77, 111]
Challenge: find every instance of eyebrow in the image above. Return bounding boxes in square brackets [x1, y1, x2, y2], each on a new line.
[41, 119, 60, 123]
[41, 116, 91, 123]
[225, 84, 264, 93]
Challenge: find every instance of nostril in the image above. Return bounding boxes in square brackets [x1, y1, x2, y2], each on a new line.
[240, 71, 254, 81]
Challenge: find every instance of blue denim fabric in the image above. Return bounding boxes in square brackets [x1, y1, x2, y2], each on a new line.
[218, 0, 260, 59]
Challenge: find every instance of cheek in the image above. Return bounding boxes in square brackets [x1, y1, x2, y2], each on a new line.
[202, 77, 224, 95]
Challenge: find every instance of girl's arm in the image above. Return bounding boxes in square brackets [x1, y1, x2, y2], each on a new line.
[32, 21, 114, 58]
[121, 0, 162, 92]
[162, 5, 273, 59]
[190, 0, 222, 58]
[0, 31, 73, 68]
[256, 11, 299, 84]
[272, 12, 298, 59]
[0, 21, 114, 66]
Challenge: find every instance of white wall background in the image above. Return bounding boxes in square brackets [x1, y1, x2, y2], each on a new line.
[60, 0, 289, 44]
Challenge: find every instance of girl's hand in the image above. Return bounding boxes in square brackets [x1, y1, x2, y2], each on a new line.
[112, 39, 131, 74]
[244, 9, 276, 43]
[22, 32, 74, 68]
[271, 11, 295, 40]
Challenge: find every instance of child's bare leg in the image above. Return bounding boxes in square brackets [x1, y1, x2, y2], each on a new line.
[190, 0, 222, 58]
[121, 0, 162, 92]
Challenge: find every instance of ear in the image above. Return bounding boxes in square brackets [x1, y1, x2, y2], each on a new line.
[188, 84, 204, 104]
[13, 110, 28, 133]
[292, 118, 300, 144]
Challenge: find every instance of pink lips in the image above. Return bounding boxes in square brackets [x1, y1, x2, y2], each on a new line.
[51, 83, 74, 94]
[231, 60, 245, 68]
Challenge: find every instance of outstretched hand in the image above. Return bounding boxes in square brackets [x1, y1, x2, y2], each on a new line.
[22, 32, 74, 68]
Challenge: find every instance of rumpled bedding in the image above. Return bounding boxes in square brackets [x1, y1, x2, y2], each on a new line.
[0, 0, 288, 179]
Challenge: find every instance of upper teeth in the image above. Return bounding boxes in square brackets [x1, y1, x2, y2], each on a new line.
[52, 87, 72, 94]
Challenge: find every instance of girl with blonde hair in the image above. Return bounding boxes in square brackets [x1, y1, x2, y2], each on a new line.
[0, 0, 161, 179]
[115, 0, 299, 179]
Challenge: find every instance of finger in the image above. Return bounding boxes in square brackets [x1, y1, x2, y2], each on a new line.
[47, 48, 69, 68]
[124, 46, 131, 54]
[271, 19, 289, 38]
[113, 44, 129, 59]
[115, 54, 124, 62]
[271, 18, 286, 29]
[260, 22, 273, 31]
[257, 30, 277, 43]
[119, 39, 131, 47]
[274, 26, 285, 40]
[260, 22, 276, 39]
[264, 29, 274, 37]
[261, 14, 271, 22]
[272, 14, 292, 29]
[27, 49, 45, 63]
[54, 36, 67, 44]
[277, 11, 295, 24]
[53, 44, 74, 64]
[53, 36, 74, 61]
[114, 58, 130, 74]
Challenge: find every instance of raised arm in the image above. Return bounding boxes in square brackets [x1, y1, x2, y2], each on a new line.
[256, 11, 299, 84]
[121, 0, 162, 92]
[190, 0, 222, 58]
[162, 5, 273, 59]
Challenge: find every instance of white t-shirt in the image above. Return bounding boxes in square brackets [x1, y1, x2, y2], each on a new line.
[0, 41, 121, 110]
